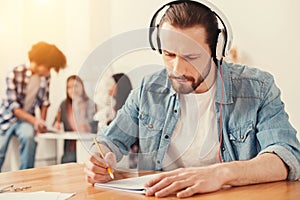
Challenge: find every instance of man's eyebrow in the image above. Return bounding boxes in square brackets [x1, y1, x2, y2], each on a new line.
[182, 53, 202, 57]
[163, 49, 201, 57]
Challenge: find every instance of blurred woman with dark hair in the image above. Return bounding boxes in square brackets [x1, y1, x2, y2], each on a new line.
[107, 73, 138, 168]
[107, 73, 132, 124]
[54, 75, 98, 163]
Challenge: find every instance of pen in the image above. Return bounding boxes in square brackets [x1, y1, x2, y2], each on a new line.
[93, 137, 114, 179]
[0, 184, 13, 193]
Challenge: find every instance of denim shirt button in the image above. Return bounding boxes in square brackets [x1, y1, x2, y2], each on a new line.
[164, 134, 169, 139]
[148, 124, 153, 129]
[240, 135, 244, 139]
[174, 109, 177, 113]
[222, 147, 226, 151]
[157, 160, 161, 164]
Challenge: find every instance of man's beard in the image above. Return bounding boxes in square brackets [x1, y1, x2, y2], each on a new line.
[168, 61, 212, 94]
[169, 74, 202, 94]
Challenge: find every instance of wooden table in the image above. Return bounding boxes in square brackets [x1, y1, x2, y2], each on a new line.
[0, 163, 299, 200]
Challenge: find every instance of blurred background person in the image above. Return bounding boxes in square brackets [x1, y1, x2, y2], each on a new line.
[107, 73, 133, 125]
[108, 73, 138, 169]
[54, 75, 98, 163]
[95, 73, 137, 168]
[0, 41, 66, 170]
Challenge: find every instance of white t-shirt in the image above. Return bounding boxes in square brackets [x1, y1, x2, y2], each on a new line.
[162, 82, 219, 171]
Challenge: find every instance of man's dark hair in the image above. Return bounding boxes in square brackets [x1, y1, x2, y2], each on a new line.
[28, 41, 67, 72]
[159, 2, 220, 63]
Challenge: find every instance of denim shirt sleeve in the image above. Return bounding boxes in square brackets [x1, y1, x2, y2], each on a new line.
[256, 73, 300, 180]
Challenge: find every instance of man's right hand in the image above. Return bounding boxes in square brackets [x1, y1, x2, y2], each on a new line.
[34, 119, 47, 133]
[53, 121, 61, 130]
[84, 152, 117, 184]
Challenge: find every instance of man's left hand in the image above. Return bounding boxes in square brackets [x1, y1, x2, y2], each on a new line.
[145, 165, 228, 198]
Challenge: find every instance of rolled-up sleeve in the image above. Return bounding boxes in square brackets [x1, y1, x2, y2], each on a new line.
[257, 73, 300, 180]
[259, 144, 300, 180]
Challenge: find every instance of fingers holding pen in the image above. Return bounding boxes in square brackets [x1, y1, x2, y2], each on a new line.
[104, 152, 117, 170]
[84, 166, 111, 184]
[90, 152, 110, 169]
[84, 153, 113, 183]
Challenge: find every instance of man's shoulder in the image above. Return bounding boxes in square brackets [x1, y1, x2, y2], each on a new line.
[9, 64, 31, 78]
[224, 61, 274, 82]
[12, 64, 28, 73]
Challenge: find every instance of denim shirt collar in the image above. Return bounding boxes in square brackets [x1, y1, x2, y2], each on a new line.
[162, 61, 234, 104]
[216, 61, 234, 104]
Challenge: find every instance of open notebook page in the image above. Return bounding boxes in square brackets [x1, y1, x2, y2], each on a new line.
[95, 174, 158, 194]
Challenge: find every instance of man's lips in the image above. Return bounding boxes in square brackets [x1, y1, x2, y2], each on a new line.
[170, 76, 192, 84]
[174, 78, 188, 83]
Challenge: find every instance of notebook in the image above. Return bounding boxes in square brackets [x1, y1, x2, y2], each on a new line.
[95, 174, 158, 194]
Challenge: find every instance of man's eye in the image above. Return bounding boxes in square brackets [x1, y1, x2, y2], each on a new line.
[184, 55, 200, 60]
[163, 51, 175, 57]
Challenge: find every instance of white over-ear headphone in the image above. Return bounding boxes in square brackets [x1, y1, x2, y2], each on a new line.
[149, 0, 233, 58]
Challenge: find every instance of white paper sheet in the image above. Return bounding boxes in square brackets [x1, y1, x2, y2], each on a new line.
[95, 174, 158, 194]
[0, 191, 75, 200]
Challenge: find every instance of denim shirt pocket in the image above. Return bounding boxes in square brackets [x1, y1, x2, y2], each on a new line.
[138, 111, 164, 132]
[227, 120, 258, 160]
[228, 121, 254, 143]
[138, 111, 164, 154]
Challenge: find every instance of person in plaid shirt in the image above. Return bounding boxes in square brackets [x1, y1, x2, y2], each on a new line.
[0, 41, 66, 170]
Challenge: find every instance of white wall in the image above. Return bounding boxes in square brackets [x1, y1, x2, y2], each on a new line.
[209, 0, 300, 135]
[0, 0, 299, 138]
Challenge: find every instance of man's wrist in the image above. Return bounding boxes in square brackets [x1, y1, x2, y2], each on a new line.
[215, 161, 239, 186]
[33, 118, 39, 130]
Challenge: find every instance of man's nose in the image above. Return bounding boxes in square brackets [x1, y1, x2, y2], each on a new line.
[172, 56, 188, 75]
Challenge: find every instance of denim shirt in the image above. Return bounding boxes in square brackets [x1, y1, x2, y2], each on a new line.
[97, 61, 300, 180]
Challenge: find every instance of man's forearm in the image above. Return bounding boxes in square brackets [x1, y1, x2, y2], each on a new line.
[13, 108, 36, 125]
[40, 106, 48, 120]
[220, 153, 288, 186]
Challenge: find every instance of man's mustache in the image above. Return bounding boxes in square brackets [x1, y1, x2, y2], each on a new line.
[169, 74, 195, 82]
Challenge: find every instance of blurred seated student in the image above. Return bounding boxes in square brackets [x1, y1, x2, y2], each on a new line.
[54, 75, 98, 163]
[107, 73, 137, 168]
[107, 73, 132, 124]
[0, 41, 66, 170]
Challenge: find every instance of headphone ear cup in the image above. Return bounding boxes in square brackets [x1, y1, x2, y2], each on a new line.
[149, 25, 162, 54]
[149, 26, 157, 51]
[156, 25, 162, 54]
[216, 29, 226, 59]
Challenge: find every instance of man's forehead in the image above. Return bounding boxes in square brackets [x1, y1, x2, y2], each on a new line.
[159, 23, 209, 56]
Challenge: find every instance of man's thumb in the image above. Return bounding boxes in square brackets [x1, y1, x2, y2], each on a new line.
[104, 152, 117, 169]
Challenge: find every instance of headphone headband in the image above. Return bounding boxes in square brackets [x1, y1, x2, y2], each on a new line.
[149, 0, 233, 57]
